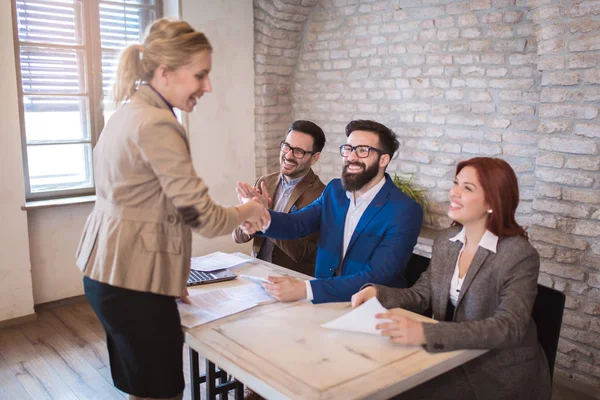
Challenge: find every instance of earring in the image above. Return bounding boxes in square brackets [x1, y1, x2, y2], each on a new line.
[487, 209, 493, 214]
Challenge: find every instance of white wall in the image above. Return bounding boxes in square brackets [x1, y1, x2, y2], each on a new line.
[0, 1, 256, 318]
[27, 204, 93, 304]
[0, 0, 35, 320]
[181, 0, 256, 257]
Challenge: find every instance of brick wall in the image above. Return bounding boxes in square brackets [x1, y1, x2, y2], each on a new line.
[294, 0, 540, 230]
[254, 0, 600, 388]
[530, 0, 600, 388]
[254, 0, 318, 177]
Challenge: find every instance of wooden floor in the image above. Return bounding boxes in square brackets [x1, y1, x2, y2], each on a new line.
[0, 301, 206, 400]
[0, 300, 597, 400]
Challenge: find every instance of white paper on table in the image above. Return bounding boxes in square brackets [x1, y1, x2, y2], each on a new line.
[190, 251, 248, 272]
[178, 297, 255, 329]
[321, 297, 390, 335]
[222, 283, 275, 304]
[178, 283, 275, 328]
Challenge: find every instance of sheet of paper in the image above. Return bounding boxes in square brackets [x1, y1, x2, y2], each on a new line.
[321, 297, 389, 335]
[190, 251, 248, 272]
[222, 283, 274, 305]
[178, 284, 274, 328]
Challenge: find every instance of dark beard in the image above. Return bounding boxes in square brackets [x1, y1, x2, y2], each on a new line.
[341, 157, 380, 192]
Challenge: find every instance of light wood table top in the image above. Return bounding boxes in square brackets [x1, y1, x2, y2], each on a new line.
[185, 254, 485, 400]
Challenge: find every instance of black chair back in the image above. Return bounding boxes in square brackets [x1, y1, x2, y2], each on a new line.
[532, 284, 565, 382]
[405, 253, 431, 288]
[405, 253, 433, 317]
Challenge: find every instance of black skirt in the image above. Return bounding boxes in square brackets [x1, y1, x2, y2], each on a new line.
[84, 276, 185, 398]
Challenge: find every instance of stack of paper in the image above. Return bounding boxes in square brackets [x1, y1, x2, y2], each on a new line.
[321, 297, 390, 335]
[190, 251, 249, 272]
[178, 283, 274, 328]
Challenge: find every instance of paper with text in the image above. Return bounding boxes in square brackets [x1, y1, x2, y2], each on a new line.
[178, 284, 274, 328]
[321, 297, 389, 335]
[190, 251, 248, 272]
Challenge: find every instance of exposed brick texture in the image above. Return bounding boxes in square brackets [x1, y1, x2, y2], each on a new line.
[293, 0, 540, 232]
[254, 0, 600, 389]
[531, 0, 600, 388]
[254, 0, 319, 177]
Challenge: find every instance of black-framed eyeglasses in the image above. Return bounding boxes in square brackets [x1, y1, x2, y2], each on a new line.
[280, 141, 315, 159]
[339, 144, 384, 158]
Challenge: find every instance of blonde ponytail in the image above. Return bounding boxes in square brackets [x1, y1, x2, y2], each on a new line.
[111, 18, 212, 107]
[112, 44, 143, 106]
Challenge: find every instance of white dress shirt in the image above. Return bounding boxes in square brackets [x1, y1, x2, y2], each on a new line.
[448, 227, 498, 306]
[305, 176, 386, 301]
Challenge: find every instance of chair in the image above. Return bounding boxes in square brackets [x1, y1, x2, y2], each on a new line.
[532, 284, 565, 382]
[405, 253, 433, 317]
[405, 253, 431, 287]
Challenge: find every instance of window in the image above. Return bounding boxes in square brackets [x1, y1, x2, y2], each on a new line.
[13, 0, 160, 200]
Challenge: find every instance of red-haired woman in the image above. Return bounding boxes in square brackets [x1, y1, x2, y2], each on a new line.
[352, 157, 551, 400]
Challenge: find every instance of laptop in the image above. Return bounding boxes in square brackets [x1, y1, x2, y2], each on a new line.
[187, 268, 237, 287]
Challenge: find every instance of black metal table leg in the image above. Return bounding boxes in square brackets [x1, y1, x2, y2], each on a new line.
[206, 358, 217, 400]
[234, 380, 245, 400]
[218, 367, 227, 400]
[189, 352, 246, 400]
[189, 348, 201, 400]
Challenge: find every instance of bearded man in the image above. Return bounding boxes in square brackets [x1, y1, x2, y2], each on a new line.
[244, 120, 423, 304]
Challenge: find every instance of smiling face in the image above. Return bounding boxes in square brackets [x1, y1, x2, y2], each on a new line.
[341, 130, 389, 192]
[279, 130, 319, 179]
[152, 50, 212, 112]
[447, 166, 491, 226]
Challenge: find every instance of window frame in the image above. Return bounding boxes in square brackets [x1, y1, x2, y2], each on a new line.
[11, 0, 162, 201]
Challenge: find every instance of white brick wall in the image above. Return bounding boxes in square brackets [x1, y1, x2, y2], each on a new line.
[532, 0, 600, 388]
[254, 0, 600, 389]
[253, 0, 319, 177]
[293, 0, 540, 231]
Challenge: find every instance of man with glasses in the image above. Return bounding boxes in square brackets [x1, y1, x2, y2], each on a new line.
[233, 120, 326, 276]
[244, 120, 423, 304]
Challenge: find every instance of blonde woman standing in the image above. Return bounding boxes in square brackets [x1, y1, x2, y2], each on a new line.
[76, 19, 269, 400]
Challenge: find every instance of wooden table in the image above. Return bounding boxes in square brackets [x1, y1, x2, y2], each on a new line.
[185, 254, 485, 400]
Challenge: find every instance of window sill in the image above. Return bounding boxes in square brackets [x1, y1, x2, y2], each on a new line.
[414, 226, 442, 259]
[417, 226, 440, 247]
[22, 195, 96, 211]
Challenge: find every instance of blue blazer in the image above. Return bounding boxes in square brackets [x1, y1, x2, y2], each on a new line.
[262, 174, 423, 303]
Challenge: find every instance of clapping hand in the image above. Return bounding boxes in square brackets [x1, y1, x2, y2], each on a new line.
[236, 181, 271, 209]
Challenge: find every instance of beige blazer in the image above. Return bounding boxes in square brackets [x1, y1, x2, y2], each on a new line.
[76, 85, 239, 297]
[232, 169, 325, 276]
[373, 226, 551, 400]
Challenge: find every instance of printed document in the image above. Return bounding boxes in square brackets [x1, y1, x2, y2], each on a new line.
[179, 283, 274, 328]
[321, 297, 390, 335]
[190, 251, 249, 272]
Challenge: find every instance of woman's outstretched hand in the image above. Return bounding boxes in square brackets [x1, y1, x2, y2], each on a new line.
[351, 286, 377, 308]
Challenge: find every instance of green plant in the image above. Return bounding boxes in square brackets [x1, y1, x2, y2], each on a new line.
[392, 173, 429, 212]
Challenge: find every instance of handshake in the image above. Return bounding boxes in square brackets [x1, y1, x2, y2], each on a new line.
[234, 181, 272, 236]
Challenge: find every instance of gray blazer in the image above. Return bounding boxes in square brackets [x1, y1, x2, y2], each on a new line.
[76, 85, 239, 297]
[373, 226, 551, 400]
